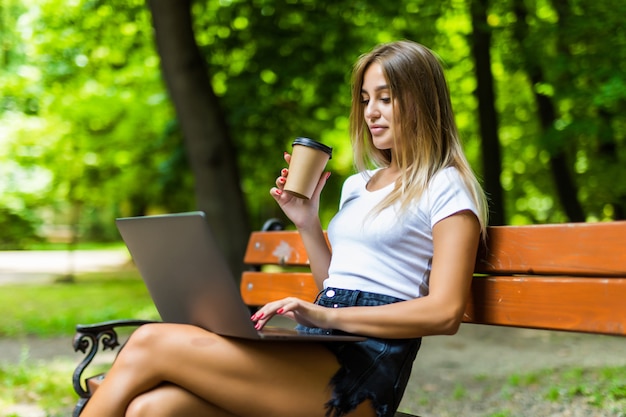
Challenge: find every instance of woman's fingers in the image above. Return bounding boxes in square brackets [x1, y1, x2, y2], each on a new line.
[251, 297, 308, 330]
[270, 165, 290, 199]
[276, 168, 288, 188]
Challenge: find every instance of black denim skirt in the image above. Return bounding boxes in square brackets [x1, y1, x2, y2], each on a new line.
[296, 287, 422, 417]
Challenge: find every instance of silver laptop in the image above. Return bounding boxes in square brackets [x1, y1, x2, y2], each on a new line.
[115, 211, 365, 342]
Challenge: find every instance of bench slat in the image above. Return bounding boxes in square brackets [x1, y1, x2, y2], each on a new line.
[241, 271, 319, 305]
[478, 222, 626, 276]
[244, 231, 316, 266]
[245, 222, 626, 276]
[240, 272, 626, 336]
[465, 276, 626, 335]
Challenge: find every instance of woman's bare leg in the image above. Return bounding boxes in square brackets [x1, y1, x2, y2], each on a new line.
[126, 383, 376, 417]
[125, 383, 237, 417]
[80, 323, 374, 417]
[126, 382, 376, 417]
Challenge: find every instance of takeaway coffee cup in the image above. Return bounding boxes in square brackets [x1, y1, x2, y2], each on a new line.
[283, 137, 333, 199]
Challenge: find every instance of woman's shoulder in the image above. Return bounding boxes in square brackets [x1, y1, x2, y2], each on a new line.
[342, 169, 379, 190]
[429, 166, 465, 190]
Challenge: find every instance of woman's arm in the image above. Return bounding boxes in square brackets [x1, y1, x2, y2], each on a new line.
[296, 218, 332, 289]
[253, 210, 480, 338]
[332, 210, 480, 338]
[270, 153, 332, 288]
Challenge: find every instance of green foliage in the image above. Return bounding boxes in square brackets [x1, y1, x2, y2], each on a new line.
[0, 271, 158, 337]
[1, 0, 626, 236]
[191, 0, 456, 226]
[0, 207, 43, 249]
[1, 0, 193, 242]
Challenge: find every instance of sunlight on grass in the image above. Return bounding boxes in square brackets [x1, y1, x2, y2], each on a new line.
[406, 365, 626, 416]
[0, 351, 75, 416]
[505, 365, 626, 411]
[0, 271, 159, 337]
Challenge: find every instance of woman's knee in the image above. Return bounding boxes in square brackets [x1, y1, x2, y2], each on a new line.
[125, 389, 162, 417]
[119, 323, 223, 366]
[125, 323, 162, 349]
[116, 323, 166, 367]
[125, 384, 219, 417]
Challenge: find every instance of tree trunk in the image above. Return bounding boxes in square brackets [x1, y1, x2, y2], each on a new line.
[512, 0, 585, 222]
[469, 0, 505, 225]
[147, 0, 250, 278]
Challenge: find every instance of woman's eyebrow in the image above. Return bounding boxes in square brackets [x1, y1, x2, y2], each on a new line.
[361, 85, 390, 94]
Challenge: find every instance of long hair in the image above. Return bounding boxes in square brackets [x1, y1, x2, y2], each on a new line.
[349, 40, 488, 234]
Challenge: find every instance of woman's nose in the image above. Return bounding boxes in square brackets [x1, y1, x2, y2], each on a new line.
[365, 101, 380, 119]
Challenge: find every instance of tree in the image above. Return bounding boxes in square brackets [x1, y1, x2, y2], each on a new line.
[147, 0, 250, 277]
[469, 0, 505, 225]
[511, 0, 584, 222]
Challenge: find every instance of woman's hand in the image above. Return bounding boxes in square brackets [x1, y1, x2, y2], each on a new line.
[270, 152, 331, 230]
[250, 297, 334, 331]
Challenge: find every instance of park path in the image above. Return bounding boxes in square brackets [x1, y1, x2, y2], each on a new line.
[0, 249, 130, 285]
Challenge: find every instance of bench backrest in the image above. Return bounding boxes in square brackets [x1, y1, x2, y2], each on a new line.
[240, 221, 626, 337]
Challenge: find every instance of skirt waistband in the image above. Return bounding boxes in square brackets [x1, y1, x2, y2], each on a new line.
[315, 287, 405, 308]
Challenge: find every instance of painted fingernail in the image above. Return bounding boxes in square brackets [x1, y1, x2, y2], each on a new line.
[278, 177, 286, 184]
[277, 308, 284, 314]
[326, 172, 331, 180]
[281, 168, 288, 175]
[276, 189, 282, 195]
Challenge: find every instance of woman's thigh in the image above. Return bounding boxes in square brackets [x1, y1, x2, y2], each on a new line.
[126, 383, 376, 417]
[126, 383, 236, 417]
[122, 323, 375, 417]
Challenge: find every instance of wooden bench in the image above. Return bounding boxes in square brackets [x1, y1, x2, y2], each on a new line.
[71, 219, 626, 417]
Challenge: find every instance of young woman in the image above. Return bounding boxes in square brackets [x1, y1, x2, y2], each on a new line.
[81, 40, 488, 417]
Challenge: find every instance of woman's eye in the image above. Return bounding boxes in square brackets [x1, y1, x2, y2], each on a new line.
[361, 98, 370, 104]
[381, 97, 391, 103]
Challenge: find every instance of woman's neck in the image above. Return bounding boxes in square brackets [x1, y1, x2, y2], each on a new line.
[366, 166, 401, 191]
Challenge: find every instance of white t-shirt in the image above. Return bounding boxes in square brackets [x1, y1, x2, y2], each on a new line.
[323, 167, 478, 300]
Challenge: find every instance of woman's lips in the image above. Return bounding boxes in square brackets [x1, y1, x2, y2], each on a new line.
[369, 125, 387, 135]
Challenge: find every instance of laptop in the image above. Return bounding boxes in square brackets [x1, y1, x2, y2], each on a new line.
[115, 211, 365, 342]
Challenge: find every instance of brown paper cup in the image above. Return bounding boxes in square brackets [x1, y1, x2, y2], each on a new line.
[284, 137, 333, 199]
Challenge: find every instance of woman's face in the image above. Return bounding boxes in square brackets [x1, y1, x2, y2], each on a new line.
[361, 62, 396, 151]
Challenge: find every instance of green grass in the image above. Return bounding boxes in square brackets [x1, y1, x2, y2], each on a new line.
[495, 365, 626, 414]
[0, 270, 158, 415]
[405, 365, 626, 416]
[0, 353, 76, 416]
[0, 271, 159, 337]
[23, 241, 128, 251]
[538, 366, 626, 410]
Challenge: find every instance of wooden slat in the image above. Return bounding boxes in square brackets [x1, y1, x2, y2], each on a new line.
[463, 276, 626, 335]
[241, 271, 319, 305]
[478, 221, 626, 276]
[241, 271, 626, 336]
[245, 222, 626, 275]
[244, 231, 313, 266]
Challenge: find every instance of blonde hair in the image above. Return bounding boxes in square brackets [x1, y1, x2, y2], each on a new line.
[349, 40, 488, 234]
